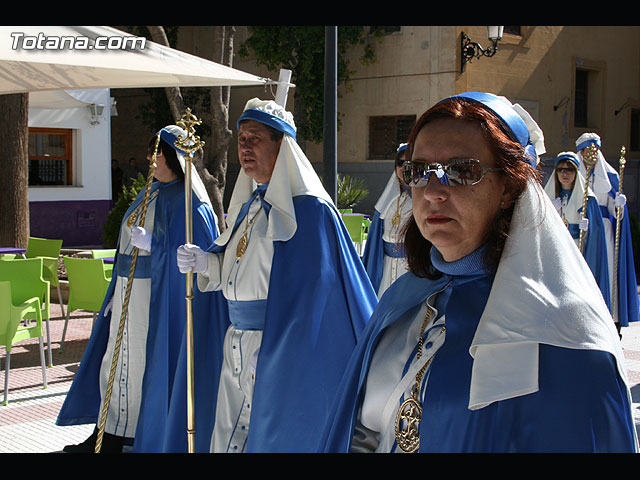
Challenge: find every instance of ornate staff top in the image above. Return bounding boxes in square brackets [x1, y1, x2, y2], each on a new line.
[175, 108, 205, 155]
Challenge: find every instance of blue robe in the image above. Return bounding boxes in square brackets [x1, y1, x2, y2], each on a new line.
[320, 268, 636, 453]
[56, 180, 220, 452]
[581, 195, 611, 309]
[605, 172, 639, 327]
[362, 210, 384, 292]
[162, 194, 378, 452]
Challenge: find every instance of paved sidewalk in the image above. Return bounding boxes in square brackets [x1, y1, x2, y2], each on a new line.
[2, 301, 640, 453]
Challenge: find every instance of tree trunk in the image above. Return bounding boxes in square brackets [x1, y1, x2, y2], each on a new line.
[0, 93, 30, 248]
[146, 25, 234, 232]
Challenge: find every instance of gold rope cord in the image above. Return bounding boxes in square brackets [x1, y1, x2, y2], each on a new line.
[94, 134, 160, 453]
[612, 146, 627, 321]
[578, 144, 598, 253]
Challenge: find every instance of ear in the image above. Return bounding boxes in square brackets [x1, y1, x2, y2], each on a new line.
[499, 177, 518, 210]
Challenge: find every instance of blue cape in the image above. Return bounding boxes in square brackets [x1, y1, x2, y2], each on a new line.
[361, 210, 384, 293]
[56, 180, 220, 451]
[581, 196, 612, 309]
[161, 194, 378, 452]
[320, 270, 636, 453]
[606, 172, 639, 326]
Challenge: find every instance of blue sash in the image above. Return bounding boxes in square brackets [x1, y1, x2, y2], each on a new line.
[383, 240, 406, 258]
[114, 253, 152, 279]
[227, 299, 267, 331]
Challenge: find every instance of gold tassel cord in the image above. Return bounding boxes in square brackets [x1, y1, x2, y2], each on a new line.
[578, 144, 598, 253]
[94, 133, 160, 453]
[613, 146, 627, 321]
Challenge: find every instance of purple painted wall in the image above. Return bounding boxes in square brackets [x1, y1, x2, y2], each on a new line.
[29, 199, 112, 248]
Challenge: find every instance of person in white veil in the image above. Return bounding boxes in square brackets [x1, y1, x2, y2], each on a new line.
[544, 151, 610, 308]
[576, 133, 639, 335]
[320, 92, 637, 453]
[57, 125, 220, 453]
[175, 98, 377, 453]
[362, 143, 413, 298]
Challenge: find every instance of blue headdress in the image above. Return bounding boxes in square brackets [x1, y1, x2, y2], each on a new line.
[441, 92, 545, 168]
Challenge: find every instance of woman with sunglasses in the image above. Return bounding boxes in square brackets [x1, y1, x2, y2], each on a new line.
[320, 92, 636, 453]
[544, 152, 610, 309]
[362, 143, 413, 297]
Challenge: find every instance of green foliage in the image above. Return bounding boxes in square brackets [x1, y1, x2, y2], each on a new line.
[337, 174, 369, 210]
[238, 26, 376, 143]
[102, 174, 147, 248]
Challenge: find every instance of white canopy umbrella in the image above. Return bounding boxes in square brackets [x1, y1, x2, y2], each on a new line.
[0, 25, 269, 94]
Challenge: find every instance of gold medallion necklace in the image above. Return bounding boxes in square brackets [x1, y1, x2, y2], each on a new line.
[236, 204, 263, 259]
[394, 304, 445, 453]
[391, 191, 409, 228]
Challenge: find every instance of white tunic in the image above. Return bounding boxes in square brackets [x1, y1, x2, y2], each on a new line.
[352, 295, 447, 453]
[98, 192, 157, 438]
[197, 195, 273, 453]
[377, 189, 412, 298]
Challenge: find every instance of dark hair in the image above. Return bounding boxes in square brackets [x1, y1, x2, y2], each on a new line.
[553, 160, 576, 196]
[147, 135, 184, 182]
[403, 97, 541, 279]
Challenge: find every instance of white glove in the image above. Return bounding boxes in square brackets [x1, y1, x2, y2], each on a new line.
[615, 193, 627, 208]
[177, 243, 209, 274]
[552, 197, 562, 211]
[104, 296, 113, 317]
[579, 218, 589, 231]
[131, 226, 152, 252]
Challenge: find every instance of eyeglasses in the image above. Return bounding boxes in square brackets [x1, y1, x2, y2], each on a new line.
[401, 158, 502, 187]
[556, 167, 576, 174]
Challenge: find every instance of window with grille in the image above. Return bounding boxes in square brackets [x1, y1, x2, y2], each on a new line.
[28, 128, 73, 186]
[369, 115, 416, 160]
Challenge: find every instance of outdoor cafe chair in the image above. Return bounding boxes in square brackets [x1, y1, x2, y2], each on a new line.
[0, 258, 53, 367]
[91, 248, 116, 280]
[26, 237, 65, 318]
[60, 257, 110, 352]
[0, 280, 48, 406]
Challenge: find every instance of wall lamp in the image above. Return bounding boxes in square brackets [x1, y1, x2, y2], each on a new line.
[461, 26, 504, 73]
[87, 103, 105, 126]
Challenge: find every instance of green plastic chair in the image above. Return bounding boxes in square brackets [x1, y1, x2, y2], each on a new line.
[91, 249, 116, 280]
[0, 280, 49, 406]
[61, 257, 110, 351]
[341, 213, 367, 256]
[25, 237, 65, 318]
[0, 258, 52, 367]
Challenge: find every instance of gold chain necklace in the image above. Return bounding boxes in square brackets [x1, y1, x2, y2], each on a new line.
[235, 204, 263, 259]
[394, 304, 445, 453]
[391, 191, 409, 228]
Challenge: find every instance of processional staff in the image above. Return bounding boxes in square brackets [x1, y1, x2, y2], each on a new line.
[612, 146, 627, 321]
[578, 144, 598, 253]
[174, 108, 205, 454]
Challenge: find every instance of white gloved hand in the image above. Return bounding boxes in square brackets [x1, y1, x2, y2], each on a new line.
[579, 218, 589, 231]
[177, 243, 209, 274]
[552, 197, 562, 211]
[615, 193, 627, 208]
[104, 296, 113, 317]
[131, 226, 152, 252]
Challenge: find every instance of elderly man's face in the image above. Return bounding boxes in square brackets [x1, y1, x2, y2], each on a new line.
[237, 120, 282, 184]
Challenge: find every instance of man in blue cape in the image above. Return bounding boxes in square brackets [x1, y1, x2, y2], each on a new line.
[56, 125, 220, 453]
[576, 133, 639, 336]
[173, 98, 377, 452]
